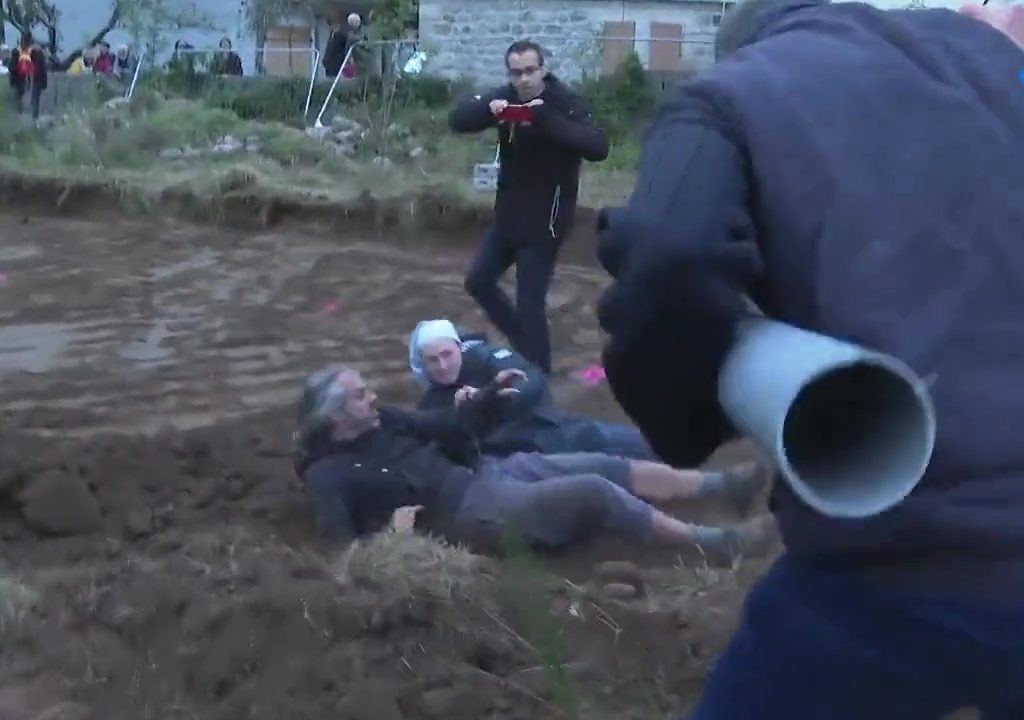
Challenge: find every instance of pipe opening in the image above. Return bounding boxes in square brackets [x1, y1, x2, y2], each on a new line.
[781, 360, 934, 517]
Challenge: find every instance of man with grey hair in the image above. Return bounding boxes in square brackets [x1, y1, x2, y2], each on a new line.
[293, 366, 775, 560]
[593, 0, 1024, 716]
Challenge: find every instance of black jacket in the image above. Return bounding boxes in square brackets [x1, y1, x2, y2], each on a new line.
[449, 76, 608, 243]
[301, 388, 504, 542]
[418, 334, 566, 455]
[213, 51, 243, 76]
[322, 30, 349, 76]
[8, 48, 47, 91]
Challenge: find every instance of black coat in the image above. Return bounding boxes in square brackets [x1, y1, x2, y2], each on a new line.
[449, 76, 608, 243]
[8, 48, 47, 91]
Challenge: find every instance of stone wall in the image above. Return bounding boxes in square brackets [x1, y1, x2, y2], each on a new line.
[418, 0, 722, 87]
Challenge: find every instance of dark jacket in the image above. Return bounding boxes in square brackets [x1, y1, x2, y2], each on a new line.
[301, 389, 504, 542]
[418, 334, 564, 455]
[449, 76, 608, 243]
[611, 1, 1024, 598]
[213, 51, 243, 76]
[8, 47, 47, 91]
[323, 29, 349, 76]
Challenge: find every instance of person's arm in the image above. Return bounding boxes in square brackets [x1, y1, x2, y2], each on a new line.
[417, 385, 454, 411]
[532, 93, 609, 162]
[449, 86, 511, 134]
[597, 91, 761, 468]
[381, 376, 512, 450]
[476, 344, 546, 418]
[303, 465, 357, 542]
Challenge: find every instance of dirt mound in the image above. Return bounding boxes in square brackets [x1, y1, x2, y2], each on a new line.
[0, 415, 758, 720]
[0, 196, 764, 720]
[0, 172, 603, 266]
[0, 411, 301, 546]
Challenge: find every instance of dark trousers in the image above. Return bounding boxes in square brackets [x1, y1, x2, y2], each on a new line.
[687, 555, 1024, 719]
[464, 228, 562, 373]
[13, 83, 42, 120]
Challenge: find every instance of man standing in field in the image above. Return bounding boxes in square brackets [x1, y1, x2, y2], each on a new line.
[449, 40, 608, 374]
[593, 0, 1024, 717]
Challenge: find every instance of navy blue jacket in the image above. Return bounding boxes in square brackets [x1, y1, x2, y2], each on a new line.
[418, 335, 566, 455]
[616, 2, 1024, 598]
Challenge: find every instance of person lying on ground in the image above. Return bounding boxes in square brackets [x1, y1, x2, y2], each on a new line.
[293, 365, 775, 562]
[593, 0, 1024, 716]
[409, 318, 670, 462]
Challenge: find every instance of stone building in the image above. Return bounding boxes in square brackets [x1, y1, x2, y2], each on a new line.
[418, 0, 730, 86]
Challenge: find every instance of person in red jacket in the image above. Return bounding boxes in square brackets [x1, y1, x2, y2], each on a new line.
[8, 33, 47, 120]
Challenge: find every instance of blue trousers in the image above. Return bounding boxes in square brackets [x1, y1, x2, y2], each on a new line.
[688, 555, 1024, 720]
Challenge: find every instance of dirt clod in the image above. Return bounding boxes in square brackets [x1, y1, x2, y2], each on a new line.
[19, 472, 102, 537]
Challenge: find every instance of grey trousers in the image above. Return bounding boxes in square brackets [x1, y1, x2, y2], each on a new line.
[450, 452, 654, 553]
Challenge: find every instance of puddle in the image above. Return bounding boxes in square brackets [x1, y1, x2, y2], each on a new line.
[0, 323, 74, 373]
[0, 244, 41, 262]
[116, 304, 205, 364]
[117, 320, 174, 363]
[150, 249, 219, 281]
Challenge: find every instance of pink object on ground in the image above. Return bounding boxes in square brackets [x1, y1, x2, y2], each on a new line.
[321, 301, 339, 314]
[575, 364, 606, 387]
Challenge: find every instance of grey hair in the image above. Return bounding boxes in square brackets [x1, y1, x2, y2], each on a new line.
[291, 365, 357, 472]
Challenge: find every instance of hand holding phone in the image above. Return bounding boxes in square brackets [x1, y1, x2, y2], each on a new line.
[495, 98, 543, 124]
[497, 104, 534, 123]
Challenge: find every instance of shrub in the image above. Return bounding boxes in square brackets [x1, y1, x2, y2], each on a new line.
[579, 52, 657, 146]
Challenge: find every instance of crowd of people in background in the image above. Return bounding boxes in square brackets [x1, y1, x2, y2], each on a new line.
[0, 9, 422, 124]
[0, 30, 248, 122]
[1, 33, 48, 120]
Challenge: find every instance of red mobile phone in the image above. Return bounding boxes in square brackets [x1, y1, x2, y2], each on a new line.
[497, 104, 534, 123]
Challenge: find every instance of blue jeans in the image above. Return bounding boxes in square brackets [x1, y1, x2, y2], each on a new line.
[688, 555, 1024, 719]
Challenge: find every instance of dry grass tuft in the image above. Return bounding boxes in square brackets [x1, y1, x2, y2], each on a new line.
[332, 531, 495, 605]
[0, 575, 37, 636]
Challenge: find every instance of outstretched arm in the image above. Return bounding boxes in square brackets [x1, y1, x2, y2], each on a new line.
[449, 86, 512, 133]
[477, 344, 546, 418]
[532, 94, 609, 161]
[597, 91, 760, 467]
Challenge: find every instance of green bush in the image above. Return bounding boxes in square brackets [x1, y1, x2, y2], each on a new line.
[144, 72, 324, 125]
[578, 52, 657, 146]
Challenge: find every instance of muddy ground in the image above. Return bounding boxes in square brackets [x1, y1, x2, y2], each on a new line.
[0, 190, 769, 720]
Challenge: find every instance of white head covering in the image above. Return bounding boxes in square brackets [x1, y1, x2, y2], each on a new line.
[408, 319, 460, 386]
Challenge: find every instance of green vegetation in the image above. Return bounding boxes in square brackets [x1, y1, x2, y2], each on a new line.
[0, 52, 662, 212]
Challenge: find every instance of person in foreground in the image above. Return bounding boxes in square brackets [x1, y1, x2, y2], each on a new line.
[449, 40, 608, 374]
[292, 366, 775, 562]
[409, 318, 671, 461]
[594, 0, 1024, 717]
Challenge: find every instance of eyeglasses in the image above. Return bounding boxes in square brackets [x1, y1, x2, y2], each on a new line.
[507, 65, 541, 79]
